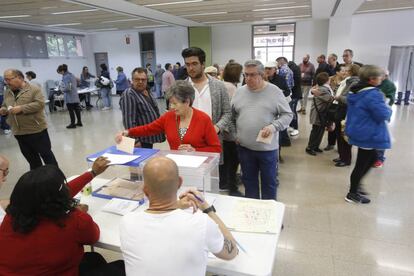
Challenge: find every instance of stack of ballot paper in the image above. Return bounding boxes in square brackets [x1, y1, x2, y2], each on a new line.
[101, 198, 141, 216]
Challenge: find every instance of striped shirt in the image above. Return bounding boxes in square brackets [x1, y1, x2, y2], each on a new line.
[120, 87, 165, 144]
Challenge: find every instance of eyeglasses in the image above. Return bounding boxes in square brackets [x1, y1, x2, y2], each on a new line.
[4, 76, 17, 82]
[243, 72, 260, 78]
[132, 78, 147, 82]
[0, 168, 9, 176]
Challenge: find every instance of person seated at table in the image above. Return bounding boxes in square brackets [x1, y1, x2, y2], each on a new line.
[115, 80, 221, 153]
[0, 155, 10, 224]
[0, 157, 126, 276]
[80, 66, 95, 109]
[120, 157, 238, 276]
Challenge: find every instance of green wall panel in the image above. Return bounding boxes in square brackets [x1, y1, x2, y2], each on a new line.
[188, 27, 212, 66]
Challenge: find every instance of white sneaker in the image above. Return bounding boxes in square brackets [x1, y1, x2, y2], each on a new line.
[290, 129, 299, 136]
[288, 127, 294, 133]
[3, 129, 11, 135]
[101, 107, 111, 111]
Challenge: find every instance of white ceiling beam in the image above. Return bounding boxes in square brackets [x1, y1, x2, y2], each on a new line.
[311, 0, 338, 19]
[334, 0, 366, 17]
[64, 0, 203, 27]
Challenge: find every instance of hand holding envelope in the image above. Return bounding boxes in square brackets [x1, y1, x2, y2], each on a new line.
[256, 125, 275, 145]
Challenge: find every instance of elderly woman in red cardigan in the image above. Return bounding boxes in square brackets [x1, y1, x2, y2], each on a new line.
[115, 80, 221, 153]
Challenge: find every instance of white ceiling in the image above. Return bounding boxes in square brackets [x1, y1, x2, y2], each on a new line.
[0, 0, 412, 33]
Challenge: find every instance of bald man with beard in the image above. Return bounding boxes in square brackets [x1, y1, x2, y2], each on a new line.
[120, 157, 238, 276]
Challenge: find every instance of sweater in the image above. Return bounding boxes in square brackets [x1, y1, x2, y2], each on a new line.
[128, 108, 221, 153]
[231, 83, 293, 151]
[0, 172, 99, 276]
[345, 82, 392, 149]
[378, 78, 396, 106]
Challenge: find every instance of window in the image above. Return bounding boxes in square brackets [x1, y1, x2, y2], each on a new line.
[46, 33, 83, 57]
[252, 23, 295, 64]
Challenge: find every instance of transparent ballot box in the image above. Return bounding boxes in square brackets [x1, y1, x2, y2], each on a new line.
[139, 150, 220, 193]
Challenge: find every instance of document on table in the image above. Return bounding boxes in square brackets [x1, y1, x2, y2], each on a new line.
[256, 129, 273, 144]
[226, 199, 278, 234]
[97, 178, 145, 201]
[165, 154, 207, 168]
[116, 136, 135, 154]
[101, 198, 141, 216]
[89, 153, 140, 165]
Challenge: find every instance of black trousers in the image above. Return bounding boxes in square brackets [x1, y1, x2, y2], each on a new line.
[15, 129, 58, 170]
[328, 129, 336, 146]
[67, 103, 82, 125]
[219, 140, 240, 192]
[307, 124, 325, 150]
[349, 148, 377, 193]
[336, 120, 352, 164]
[79, 252, 125, 276]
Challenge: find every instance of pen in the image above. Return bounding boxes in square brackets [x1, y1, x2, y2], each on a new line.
[190, 191, 204, 203]
[235, 239, 247, 254]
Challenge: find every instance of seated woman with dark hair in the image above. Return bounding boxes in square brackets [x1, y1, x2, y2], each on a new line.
[0, 158, 125, 276]
[115, 80, 221, 153]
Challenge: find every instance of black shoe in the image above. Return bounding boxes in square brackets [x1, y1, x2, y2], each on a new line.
[314, 148, 323, 153]
[229, 190, 244, 197]
[345, 192, 370, 204]
[324, 145, 334, 151]
[66, 124, 76, 129]
[335, 161, 350, 167]
[219, 183, 229, 191]
[306, 148, 317, 156]
[76, 122, 83, 127]
[333, 158, 342, 163]
[86, 104, 94, 108]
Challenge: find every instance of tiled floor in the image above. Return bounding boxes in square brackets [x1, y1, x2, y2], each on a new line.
[1, 98, 413, 276]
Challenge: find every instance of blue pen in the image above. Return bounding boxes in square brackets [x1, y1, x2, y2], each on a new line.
[191, 192, 204, 203]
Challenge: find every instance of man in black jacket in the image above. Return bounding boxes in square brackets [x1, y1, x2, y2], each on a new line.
[287, 61, 302, 136]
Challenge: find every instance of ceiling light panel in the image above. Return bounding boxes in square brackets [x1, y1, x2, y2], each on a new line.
[356, 0, 414, 14]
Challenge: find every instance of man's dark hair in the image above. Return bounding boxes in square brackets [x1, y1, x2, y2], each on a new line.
[318, 54, 326, 60]
[344, 49, 354, 56]
[316, 72, 330, 86]
[165, 63, 171, 70]
[223, 62, 242, 83]
[181, 47, 206, 64]
[6, 165, 77, 234]
[57, 64, 68, 73]
[276, 57, 288, 63]
[100, 63, 107, 71]
[132, 67, 148, 77]
[176, 62, 181, 67]
[25, 71, 36, 79]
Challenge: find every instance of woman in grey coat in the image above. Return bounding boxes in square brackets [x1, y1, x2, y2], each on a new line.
[57, 64, 82, 129]
[306, 72, 334, 155]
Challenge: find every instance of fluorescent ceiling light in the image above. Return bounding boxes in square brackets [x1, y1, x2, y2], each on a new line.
[134, 25, 168, 29]
[203, 19, 242, 24]
[0, 15, 31, 19]
[47, 23, 82, 27]
[89, 28, 119, 32]
[145, 0, 203, 7]
[182, 11, 227, 17]
[101, 18, 143, 23]
[356, 6, 413, 13]
[255, 2, 296, 7]
[253, 5, 310, 12]
[51, 9, 98, 15]
[263, 14, 310, 20]
[40, 6, 58, 10]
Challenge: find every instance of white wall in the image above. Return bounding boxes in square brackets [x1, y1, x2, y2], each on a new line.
[89, 26, 188, 78]
[295, 19, 329, 64]
[212, 24, 252, 66]
[0, 36, 94, 95]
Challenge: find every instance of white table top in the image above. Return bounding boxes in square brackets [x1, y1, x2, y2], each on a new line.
[76, 177, 285, 276]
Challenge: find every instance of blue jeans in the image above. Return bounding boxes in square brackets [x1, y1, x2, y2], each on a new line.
[237, 146, 279, 200]
[100, 87, 112, 108]
[155, 83, 162, 98]
[289, 98, 299, 129]
[376, 150, 385, 162]
[0, 95, 10, 130]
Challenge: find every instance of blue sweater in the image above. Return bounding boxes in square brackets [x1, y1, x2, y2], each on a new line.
[345, 86, 392, 149]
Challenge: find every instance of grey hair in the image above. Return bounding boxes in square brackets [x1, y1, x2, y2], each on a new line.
[166, 80, 195, 106]
[244, 60, 265, 75]
[358, 65, 383, 82]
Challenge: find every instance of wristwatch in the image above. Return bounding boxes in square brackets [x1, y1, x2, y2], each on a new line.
[203, 205, 216, 214]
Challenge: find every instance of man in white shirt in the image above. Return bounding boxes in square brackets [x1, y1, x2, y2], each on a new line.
[120, 157, 238, 276]
[0, 155, 9, 223]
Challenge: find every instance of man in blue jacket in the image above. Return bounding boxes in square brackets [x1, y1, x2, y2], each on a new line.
[345, 65, 392, 204]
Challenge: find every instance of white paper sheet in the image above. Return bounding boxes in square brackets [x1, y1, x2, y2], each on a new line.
[101, 198, 141, 216]
[116, 136, 135, 154]
[89, 153, 140, 165]
[165, 154, 207, 168]
[256, 129, 273, 144]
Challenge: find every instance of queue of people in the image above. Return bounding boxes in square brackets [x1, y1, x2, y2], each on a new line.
[0, 45, 398, 275]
